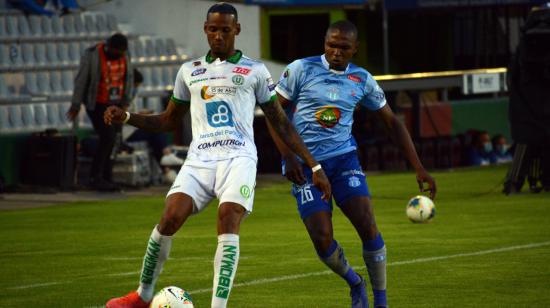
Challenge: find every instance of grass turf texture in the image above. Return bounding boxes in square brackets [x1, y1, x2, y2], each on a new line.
[1, 165, 549, 307]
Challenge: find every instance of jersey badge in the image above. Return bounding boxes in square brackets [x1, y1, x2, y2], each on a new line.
[232, 75, 244, 85]
[193, 61, 201, 66]
[315, 105, 341, 128]
[326, 87, 340, 100]
[348, 176, 361, 188]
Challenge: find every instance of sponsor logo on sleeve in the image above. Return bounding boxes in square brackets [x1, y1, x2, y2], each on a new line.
[372, 85, 385, 101]
[232, 67, 251, 75]
[283, 69, 290, 78]
[348, 74, 361, 83]
[266, 77, 276, 92]
[191, 68, 207, 76]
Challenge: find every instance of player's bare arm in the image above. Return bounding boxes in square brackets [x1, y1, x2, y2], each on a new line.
[261, 97, 331, 200]
[103, 99, 189, 133]
[265, 94, 307, 185]
[376, 104, 437, 199]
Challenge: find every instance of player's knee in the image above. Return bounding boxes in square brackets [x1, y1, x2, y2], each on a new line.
[218, 203, 245, 233]
[158, 214, 184, 236]
[158, 197, 192, 235]
[311, 230, 333, 253]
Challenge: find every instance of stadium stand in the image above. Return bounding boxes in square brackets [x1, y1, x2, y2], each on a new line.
[0, 9, 189, 136]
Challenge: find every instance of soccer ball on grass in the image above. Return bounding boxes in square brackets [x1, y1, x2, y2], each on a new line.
[406, 195, 435, 223]
[150, 286, 194, 308]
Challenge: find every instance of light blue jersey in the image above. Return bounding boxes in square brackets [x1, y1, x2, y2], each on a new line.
[275, 54, 386, 161]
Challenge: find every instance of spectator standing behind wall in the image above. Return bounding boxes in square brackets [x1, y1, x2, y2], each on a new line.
[66, 33, 133, 192]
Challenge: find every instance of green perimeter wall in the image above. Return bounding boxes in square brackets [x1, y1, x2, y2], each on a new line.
[0, 99, 510, 187]
[450, 97, 510, 140]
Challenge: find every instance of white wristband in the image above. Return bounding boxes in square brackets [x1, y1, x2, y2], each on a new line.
[312, 164, 322, 173]
[122, 111, 130, 124]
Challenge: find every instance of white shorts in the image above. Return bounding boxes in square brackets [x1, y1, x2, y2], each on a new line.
[166, 156, 257, 214]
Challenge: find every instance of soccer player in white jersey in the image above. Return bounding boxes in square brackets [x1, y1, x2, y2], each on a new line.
[268, 21, 437, 308]
[103, 3, 330, 308]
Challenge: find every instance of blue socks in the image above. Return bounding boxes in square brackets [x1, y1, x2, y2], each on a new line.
[317, 240, 362, 287]
[363, 233, 387, 307]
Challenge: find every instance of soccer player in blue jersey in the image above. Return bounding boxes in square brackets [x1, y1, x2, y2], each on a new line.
[267, 21, 437, 308]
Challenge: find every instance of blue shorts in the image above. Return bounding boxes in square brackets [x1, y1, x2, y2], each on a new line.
[290, 151, 370, 220]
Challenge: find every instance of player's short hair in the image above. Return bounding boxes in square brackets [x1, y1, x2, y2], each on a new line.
[107, 33, 128, 51]
[327, 20, 358, 40]
[207, 2, 238, 21]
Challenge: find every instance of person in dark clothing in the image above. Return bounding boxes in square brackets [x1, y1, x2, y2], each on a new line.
[504, 5, 550, 194]
[67, 33, 133, 191]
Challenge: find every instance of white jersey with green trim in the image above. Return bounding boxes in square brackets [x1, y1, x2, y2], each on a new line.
[172, 50, 276, 162]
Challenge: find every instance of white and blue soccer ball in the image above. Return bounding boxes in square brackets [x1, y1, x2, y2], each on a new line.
[406, 195, 435, 223]
[150, 286, 194, 308]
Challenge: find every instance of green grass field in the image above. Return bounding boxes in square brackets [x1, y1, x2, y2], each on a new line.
[1, 165, 549, 307]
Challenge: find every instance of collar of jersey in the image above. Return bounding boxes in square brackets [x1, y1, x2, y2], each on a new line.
[205, 50, 243, 64]
[321, 54, 350, 75]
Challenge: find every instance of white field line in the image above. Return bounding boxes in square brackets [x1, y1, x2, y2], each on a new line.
[10, 281, 67, 290]
[8, 241, 550, 293]
[188, 241, 550, 294]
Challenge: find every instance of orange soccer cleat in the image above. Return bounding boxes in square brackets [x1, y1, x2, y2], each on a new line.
[105, 291, 151, 308]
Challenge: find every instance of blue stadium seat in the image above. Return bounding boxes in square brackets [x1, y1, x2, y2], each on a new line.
[106, 14, 118, 32]
[146, 97, 163, 113]
[28, 15, 42, 37]
[34, 43, 48, 67]
[40, 15, 53, 37]
[68, 42, 81, 64]
[24, 72, 39, 95]
[46, 42, 59, 65]
[50, 71, 64, 95]
[21, 104, 36, 130]
[162, 66, 173, 88]
[57, 42, 70, 65]
[2, 44, 23, 69]
[83, 14, 97, 35]
[21, 43, 37, 67]
[46, 102, 61, 127]
[5, 15, 18, 38]
[34, 103, 48, 129]
[0, 105, 10, 132]
[8, 105, 23, 132]
[95, 14, 109, 36]
[150, 66, 162, 89]
[17, 15, 31, 37]
[36, 72, 52, 95]
[61, 70, 74, 93]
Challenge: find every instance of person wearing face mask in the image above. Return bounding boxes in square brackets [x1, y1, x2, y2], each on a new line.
[492, 134, 513, 164]
[468, 131, 497, 166]
[67, 33, 133, 191]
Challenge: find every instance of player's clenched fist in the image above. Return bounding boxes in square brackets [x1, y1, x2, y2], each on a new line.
[312, 169, 331, 201]
[104, 105, 127, 125]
